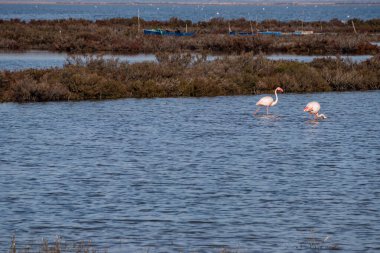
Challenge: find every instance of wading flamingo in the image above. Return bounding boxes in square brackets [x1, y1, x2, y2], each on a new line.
[254, 87, 284, 115]
[304, 101, 327, 119]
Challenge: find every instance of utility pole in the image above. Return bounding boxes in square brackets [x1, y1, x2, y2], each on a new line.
[256, 14, 258, 32]
[351, 20, 357, 34]
[137, 9, 140, 33]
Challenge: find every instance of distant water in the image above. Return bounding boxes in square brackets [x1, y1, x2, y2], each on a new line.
[265, 54, 373, 63]
[0, 51, 157, 71]
[0, 51, 373, 71]
[0, 4, 379, 21]
[0, 91, 380, 252]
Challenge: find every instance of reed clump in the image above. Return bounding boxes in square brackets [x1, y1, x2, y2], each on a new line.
[0, 53, 379, 103]
[0, 18, 379, 54]
[8, 235, 105, 253]
[6, 235, 246, 253]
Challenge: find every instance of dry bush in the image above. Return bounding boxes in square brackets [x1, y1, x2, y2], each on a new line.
[9, 76, 70, 102]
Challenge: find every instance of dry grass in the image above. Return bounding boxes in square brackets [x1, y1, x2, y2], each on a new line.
[8, 235, 105, 253]
[7, 235, 247, 253]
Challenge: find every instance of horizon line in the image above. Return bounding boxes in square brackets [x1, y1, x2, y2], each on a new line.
[0, 1, 380, 6]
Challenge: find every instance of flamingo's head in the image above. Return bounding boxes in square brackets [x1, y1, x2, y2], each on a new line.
[304, 106, 311, 112]
[276, 87, 284, 93]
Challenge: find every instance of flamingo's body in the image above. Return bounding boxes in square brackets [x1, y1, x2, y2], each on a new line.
[254, 87, 284, 115]
[304, 101, 327, 119]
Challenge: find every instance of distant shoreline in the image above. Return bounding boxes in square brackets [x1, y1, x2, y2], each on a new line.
[0, 1, 380, 6]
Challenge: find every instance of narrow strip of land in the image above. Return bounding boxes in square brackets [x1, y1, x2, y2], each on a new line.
[1, 54, 379, 102]
[0, 18, 379, 54]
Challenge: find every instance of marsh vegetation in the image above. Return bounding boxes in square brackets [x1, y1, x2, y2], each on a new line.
[0, 53, 379, 102]
[0, 18, 379, 54]
[8, 236, 105, 253]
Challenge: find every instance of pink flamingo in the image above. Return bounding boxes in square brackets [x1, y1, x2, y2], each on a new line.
[304, 101, 327, 119]
[254, 87, 284, 115]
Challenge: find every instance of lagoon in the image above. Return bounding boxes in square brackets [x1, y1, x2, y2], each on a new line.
[0, 3, 379, 22]
[0, 51, 156, 71]
[0, 91, 379, 252]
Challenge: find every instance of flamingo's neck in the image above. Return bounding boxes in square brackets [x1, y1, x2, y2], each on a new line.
[271, 89, 279, 106]
[317, 113, 327, 119]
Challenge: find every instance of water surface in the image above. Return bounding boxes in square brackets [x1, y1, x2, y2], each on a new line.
[265, 54, 373, 63]
[0, 3, 379, 22]
[0, 91, 379, 252]
[0, 51, 156, 71]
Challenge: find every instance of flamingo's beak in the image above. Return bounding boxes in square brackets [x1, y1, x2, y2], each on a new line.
[278, 88, 284, 93]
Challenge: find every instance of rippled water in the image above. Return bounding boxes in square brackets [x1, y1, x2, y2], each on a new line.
[0, 3, 379, 22]
[0, 91, 379, 252]
[0, 51, 157, 71]
[0, 51, 373, 71]
[265, 54, 373, 63]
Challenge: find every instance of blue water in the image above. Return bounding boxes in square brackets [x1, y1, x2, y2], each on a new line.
[0, 51, 157, 71]
[0, 91, 379, 252]
[0, 3, 379, 22]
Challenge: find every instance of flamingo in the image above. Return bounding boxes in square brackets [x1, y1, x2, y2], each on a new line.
[304, 101, 327, 119]
[254, 87, 284, 115]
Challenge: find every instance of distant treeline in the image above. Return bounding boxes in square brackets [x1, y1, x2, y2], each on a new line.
[1, 53, 379, 102]
[0, 18, 379, 54]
